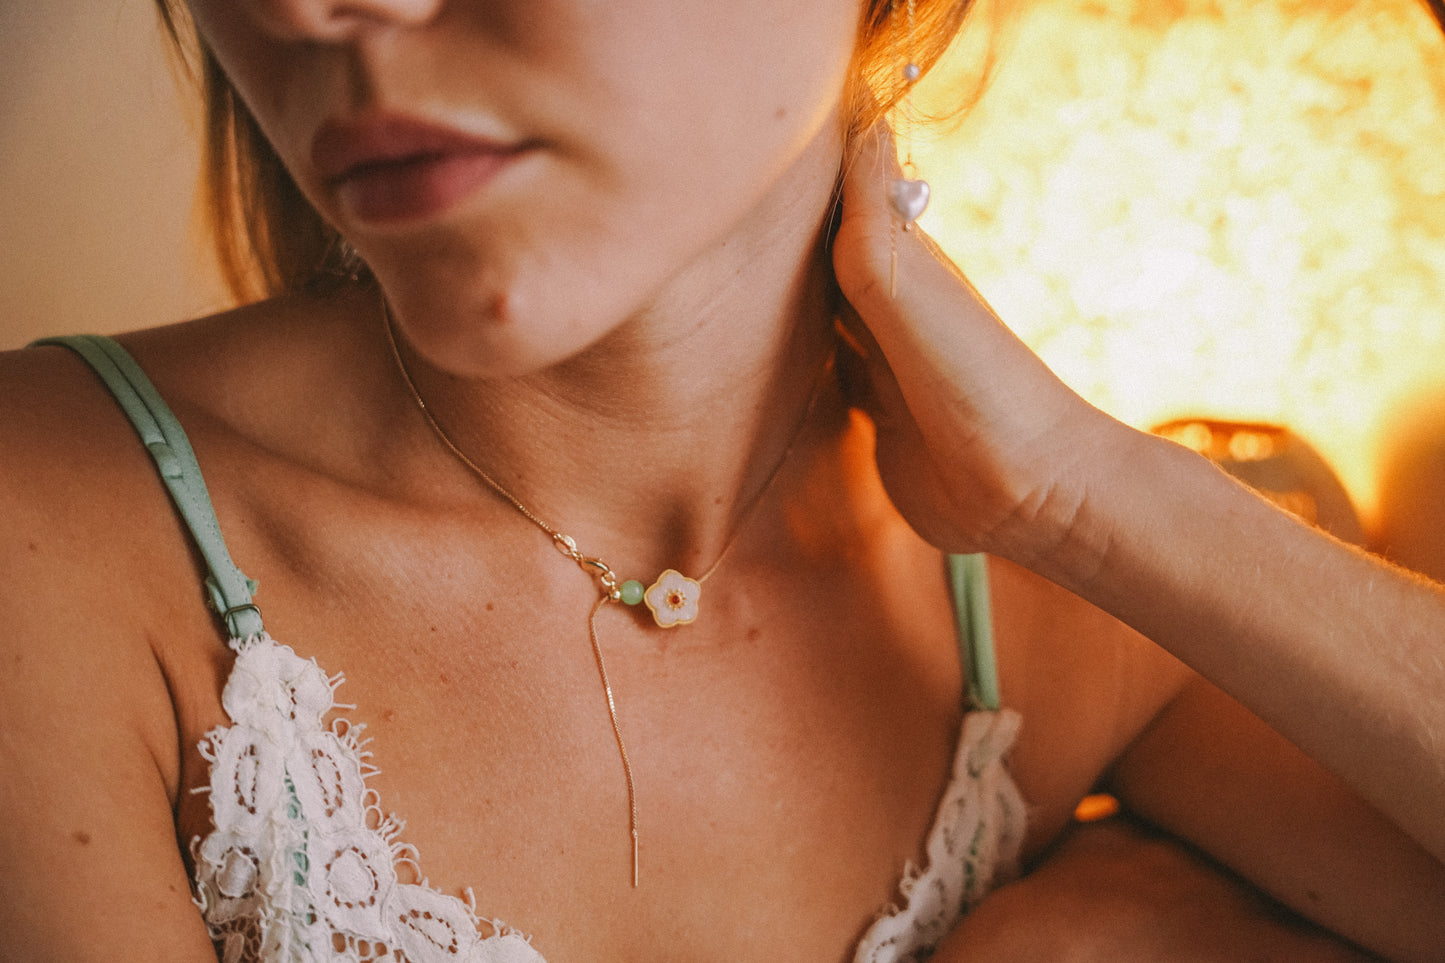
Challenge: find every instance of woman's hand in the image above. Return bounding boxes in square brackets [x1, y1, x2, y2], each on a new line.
[831, 121, 1125, 569]
[831, 123, 1445, 929]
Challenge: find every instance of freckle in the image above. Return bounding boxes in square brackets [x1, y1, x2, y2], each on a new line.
[430, 624, 439, 633]
[775, 106, 787, 120]
[510, 659, 519, 670]
[382, 708, 398, 723]
[746, 626, 761, 642]
[27, 541, 39, 552]
[438, 672, 450, 684]
[1306, 889, 1321, 902]
[486, 602, 495, 611]
[72, 830, 92, 845]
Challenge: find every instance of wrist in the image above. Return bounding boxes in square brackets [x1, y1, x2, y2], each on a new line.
[985, 408, 1142, 591]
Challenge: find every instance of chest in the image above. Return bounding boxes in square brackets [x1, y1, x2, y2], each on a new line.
[171, 530, 971, 961]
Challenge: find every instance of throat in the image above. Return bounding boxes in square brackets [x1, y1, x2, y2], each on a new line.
[383, 297, 845, 613]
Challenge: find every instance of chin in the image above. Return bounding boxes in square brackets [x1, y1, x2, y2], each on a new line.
[374, 211, 692, 379]
[383, 270, 627, 380]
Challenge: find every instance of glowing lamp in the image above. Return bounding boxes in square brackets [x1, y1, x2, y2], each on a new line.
[914, 0, 1445, 533]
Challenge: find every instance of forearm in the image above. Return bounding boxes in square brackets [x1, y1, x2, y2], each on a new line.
[1033, 419, 1445, 863]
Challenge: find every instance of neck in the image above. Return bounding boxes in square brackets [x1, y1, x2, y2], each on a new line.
[381, 208, 846, 583]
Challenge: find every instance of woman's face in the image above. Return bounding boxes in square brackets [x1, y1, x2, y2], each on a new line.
[186, 0, 864, 376]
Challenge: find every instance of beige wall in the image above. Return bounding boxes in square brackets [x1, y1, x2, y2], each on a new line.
[0, 0, 226, 349]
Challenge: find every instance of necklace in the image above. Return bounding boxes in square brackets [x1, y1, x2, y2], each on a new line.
[381, 301, 824, 886]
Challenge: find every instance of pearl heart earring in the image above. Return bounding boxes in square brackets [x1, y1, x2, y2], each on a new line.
[889, 177, 931, 226]
[888, 0, 930, 295]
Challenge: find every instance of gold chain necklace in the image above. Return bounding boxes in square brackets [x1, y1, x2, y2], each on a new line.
[381, 301, 824, 886]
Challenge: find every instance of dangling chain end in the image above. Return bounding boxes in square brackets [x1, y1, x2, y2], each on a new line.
[632, 831, 640, 888]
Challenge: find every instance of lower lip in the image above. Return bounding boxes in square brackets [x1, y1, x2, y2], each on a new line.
[334, 149, 519, 224]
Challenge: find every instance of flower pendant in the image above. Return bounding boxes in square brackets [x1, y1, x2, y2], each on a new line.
[641, 569, 701, 628]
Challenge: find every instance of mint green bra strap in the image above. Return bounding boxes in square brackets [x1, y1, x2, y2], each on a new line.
[33, 335, 264, 639]
[947, 553, 1000, 711]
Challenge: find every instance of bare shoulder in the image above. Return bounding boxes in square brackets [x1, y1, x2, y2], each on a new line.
[0, 296, 369, 957]
[0, 280, 389, 795]
[0, 336, 203, 637]
[0, 285, 379, 738]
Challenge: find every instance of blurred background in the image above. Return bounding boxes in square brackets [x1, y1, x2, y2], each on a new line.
[3, 0, 1444, 574]
[0, 1, 227, 348]
[910, 0, 1445, 572]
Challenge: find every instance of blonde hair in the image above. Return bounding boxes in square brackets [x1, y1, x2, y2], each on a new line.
[156, 1, 979, 303]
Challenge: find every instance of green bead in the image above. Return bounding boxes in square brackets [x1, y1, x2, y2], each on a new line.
[620, 579, 645, 606]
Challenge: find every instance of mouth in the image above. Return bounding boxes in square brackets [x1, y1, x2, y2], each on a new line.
[312, 114, 531, 224]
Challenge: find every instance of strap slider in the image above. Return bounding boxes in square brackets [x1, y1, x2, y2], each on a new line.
[145, 441, 184, 480]
[205, 574, 264, 639]
[221, 602, 265, 640]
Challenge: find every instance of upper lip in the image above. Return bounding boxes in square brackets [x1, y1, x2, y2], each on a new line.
[311, 114, 522, 184]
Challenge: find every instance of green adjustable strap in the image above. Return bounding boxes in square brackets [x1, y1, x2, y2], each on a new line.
[33, 335, 264, 639]
[947, 553, 1000, 711]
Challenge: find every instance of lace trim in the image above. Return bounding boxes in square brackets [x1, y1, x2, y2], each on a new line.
[189, 634, 1024, 963]
[190, 633, 546, 963]
[853, 709, 1027, 963]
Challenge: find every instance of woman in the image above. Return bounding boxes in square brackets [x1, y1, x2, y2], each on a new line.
[1, 0, 1441, 959]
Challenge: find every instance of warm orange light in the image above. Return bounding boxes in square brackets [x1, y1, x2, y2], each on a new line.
[914, 0, 1445, 527]
[1074, 792, 1122, 822]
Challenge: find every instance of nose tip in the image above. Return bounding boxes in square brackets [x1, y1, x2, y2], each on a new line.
[242, 0, 441, 42]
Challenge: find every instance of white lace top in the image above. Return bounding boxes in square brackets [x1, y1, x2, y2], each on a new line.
[190, 632, 1026, 963]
